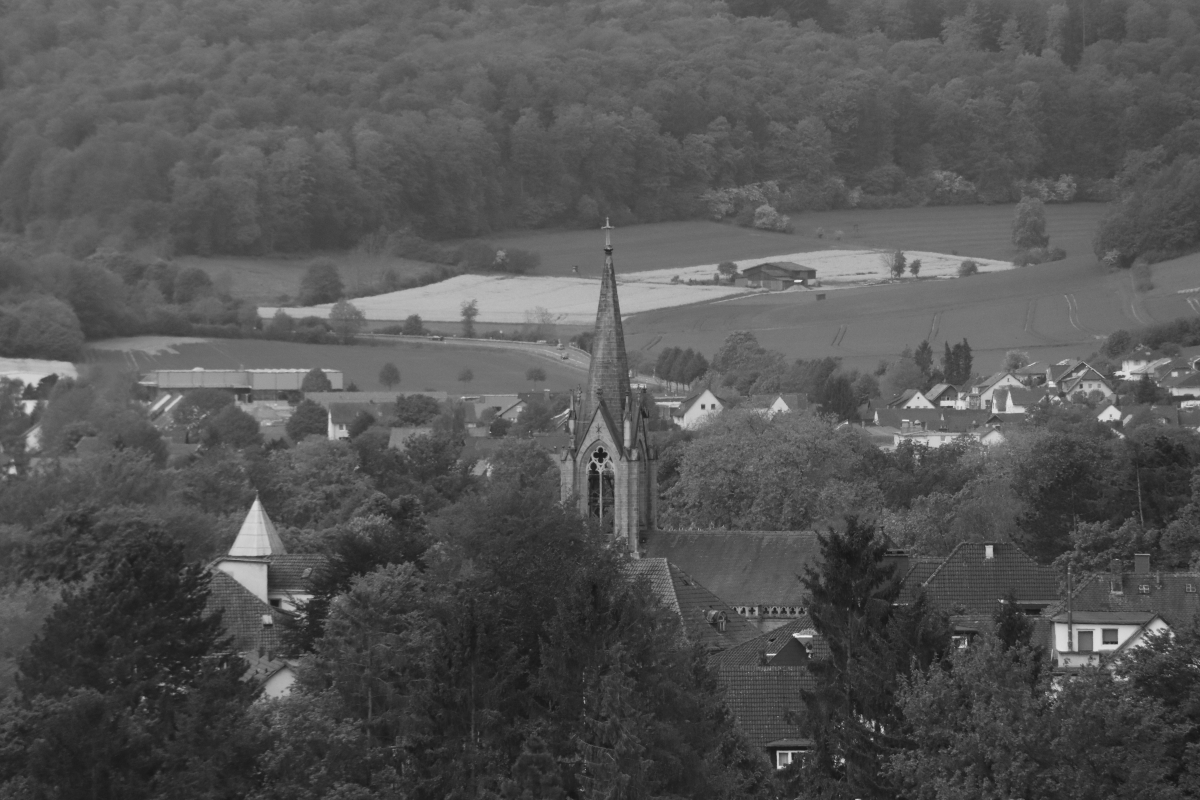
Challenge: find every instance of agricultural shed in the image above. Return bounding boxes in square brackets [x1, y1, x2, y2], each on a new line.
[735, 262, 817, 289]
[140, 368, 343, 399]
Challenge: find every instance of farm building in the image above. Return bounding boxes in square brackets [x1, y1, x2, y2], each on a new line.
[140, 368, 344, 400]
[735, 262, 817, 290]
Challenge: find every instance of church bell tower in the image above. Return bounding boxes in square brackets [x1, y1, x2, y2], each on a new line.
[560, 220, 657, 553]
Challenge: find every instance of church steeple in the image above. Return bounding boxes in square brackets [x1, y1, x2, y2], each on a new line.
[578, 218, 632, 444]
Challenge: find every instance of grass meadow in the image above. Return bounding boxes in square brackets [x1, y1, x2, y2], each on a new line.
[88, 337, 587, 394]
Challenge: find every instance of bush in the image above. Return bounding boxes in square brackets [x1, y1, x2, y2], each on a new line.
[958, 260, 980, 277]
[751, 203, 793, 233]
[298, 259, 344, 306]
[1012, 196, 1050, 249]
[1133, 262, 1154, 292]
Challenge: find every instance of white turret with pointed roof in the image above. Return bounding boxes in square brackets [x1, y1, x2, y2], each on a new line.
[229, 495, 286, 557]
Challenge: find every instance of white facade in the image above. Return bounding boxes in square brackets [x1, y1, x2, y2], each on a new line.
[1053, 614, 1169, 671]
[679, 389, 729, 430]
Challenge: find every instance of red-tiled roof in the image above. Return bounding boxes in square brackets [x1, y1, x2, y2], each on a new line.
[1049, 571, 1200, 627]
[716, 666, 816, 750]
[918, 542, 1058, 615]
[711, 617, 828, 668]
[627, 559, 760, 651]
[268, 554, 328, 592]
[206, 571, 288, 654]
[643, 530, 820, 607]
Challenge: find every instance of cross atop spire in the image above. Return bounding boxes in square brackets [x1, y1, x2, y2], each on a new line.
[577, 216, 631, 445]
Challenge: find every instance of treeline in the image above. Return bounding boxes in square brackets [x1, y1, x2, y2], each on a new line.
[2, 0, 1200, 254]
[1094, 146, 1200, 266]
[1104, 315, 1200, 359]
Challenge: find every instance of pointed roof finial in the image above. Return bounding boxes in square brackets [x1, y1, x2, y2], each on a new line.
[603, 217, 613, 254]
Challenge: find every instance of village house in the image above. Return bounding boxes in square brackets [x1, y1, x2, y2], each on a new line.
[964, 372, 1025, 410]
[671, 387, 741, 429]
[1057, 365, 1115, 401]
[869, 408, 1020, 449]
[924, 383, 959, 407]
[1047, 554, 1192, 672]
[887, 389, 935, 409]
[992, 386, 1051, 414]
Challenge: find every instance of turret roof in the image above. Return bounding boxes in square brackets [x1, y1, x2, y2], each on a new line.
[229, 497, 286, 557]
[578, 219, 631, 447]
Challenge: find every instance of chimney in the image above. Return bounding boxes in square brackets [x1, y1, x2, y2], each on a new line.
[1134, 553, 1151, 574]
[883, 548, 911, 579]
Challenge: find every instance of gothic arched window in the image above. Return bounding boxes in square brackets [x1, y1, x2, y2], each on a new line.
[587, 446, 616, 528]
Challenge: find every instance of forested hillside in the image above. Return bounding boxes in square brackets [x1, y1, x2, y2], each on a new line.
[1, 0, 1199, 255]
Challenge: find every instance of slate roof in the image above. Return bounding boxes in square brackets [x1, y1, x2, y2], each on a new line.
[206, 571, 288, 654]
[716, 666, 816, 750]
[917, 542, 1059, 615]
[642, 530, 820, 607]
[627, 559, 760, 651]
[268, 554, 328, 592]
[1048, 571, 1200, 627]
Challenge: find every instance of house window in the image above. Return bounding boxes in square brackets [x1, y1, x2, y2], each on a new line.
[587, 446, 615, 529]
[1102, 629, 1118, 645]
[1078, 631, 1094, 653]
[1187, 584, 1196, 593]
[776, 750, 806, 769]
[269, 598, 282, 608]
[1139, 584, 1151, 595]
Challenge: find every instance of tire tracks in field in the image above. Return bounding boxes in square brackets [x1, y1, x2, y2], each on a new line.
[831, 324, 847, 347]
[927, 311, 942, 341]
[1023, 297, 1058, 345]
[1188, 296, 1200, 316]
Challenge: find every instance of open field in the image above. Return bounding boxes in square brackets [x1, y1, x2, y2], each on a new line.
[87, 337, 586, 394]
[489, 203, 1107, 276]
[177, 253, 445, 305]
[623, 209, 1200, 376]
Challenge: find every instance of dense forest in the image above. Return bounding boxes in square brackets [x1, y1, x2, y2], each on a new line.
[2, 0, 1200, 257]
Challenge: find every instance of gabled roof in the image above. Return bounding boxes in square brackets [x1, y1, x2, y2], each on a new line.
[206, 571, 288, 654]
[643, 530, 820, 607]
[627, 559, 759, 651]
[674, 388, 742, 417]
[918, 542, 1058, 615]
[1160, 371, 1200, 390]
[887, 389, 922, 408]
[743, 262, 817, 279]
[925, 383, 958, 401]
[229, 497, 286, 557]
[716, 666, 816, 750]
[1049, 571, 1200, 627]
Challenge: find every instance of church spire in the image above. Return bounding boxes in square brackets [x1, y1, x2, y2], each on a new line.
[578, 218, 631, 444]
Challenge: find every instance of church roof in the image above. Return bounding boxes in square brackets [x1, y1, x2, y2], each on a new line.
[643, 530, 821, 608]
[229, 497, 286, 557]
[627, 558, 759, 651]
[578, 222, 631, 447]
